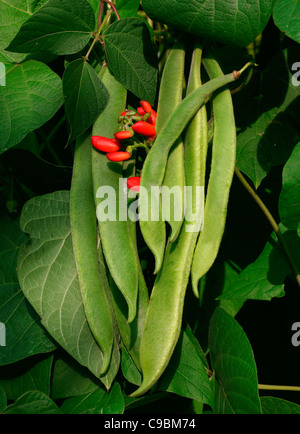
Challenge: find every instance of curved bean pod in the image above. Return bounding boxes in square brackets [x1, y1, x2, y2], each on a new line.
[156, 39, 186, 243]
[130, 44, 208, 397]
[191, 57, 237, 297]
[139, 66, 243, 275]
[70, 132, 114, 374]
[92, 68, 139, 323]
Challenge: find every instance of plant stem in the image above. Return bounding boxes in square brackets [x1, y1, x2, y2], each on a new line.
[259, 384, 300, 392]
[85, 7, 113, 61]
[234, 166, 300, 287]
[103, 0, 121, 20]
[97, 0, 105, 32]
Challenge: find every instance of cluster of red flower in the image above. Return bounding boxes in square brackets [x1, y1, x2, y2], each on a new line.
[91, 101, 157, 192]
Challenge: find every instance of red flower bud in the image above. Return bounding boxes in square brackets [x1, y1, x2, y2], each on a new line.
[132, 121, 156, 137]
[127, 177, 141, 192]
[114, 131, 133, 140]
[91, 136, 121, 152]
[147, 110, 157, 126]
[121, 110, 128, 116]
[140, 100, 152, 113]
[137, 106, 146, 116]
[106, 151, 131, 162]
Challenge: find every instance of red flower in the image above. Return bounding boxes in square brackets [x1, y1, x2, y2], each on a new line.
[132, 121, 156, 137]
[106, 151, 131, 162]
[127, 177, 141, 192]
[114, 131, 133, 140]
[147, 110, 157, 126]
[91, 136, 121, 152]
[137, 106, 146, 116]
[140, 100, 152, 113]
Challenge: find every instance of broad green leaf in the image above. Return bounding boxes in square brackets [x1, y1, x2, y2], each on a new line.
[209, 308, 262, 414]
[218, 232, 288, 302]
[279, 142, 300, 230]
[103, 17, 158, 104]
[261, 396, 300, 414]
[6, 0, 95, 55]
[63, 59, 109, 143]
[117, 0, 141, 18]
[87, 0, 101, 16]
[17, 191, 119, 387]
[121, 346, 142, 386]
[236, 107, 298, 188]
[158, 327, 213, 407]
[0, 217, 56, 365]
[236, 47, 300, 188]
[2, 391, 62, 414]
[51, 356, 100, 400]
[0, 60, 63, 154]
[273, 0, 300, 44]
[0, 355, 53, 401]
[142, 0, 275, 47]
[0, 0, 47, 49]
[60, 382, 124, 414]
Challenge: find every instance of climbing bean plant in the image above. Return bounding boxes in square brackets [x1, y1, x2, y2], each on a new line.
[0, 0, 300, 415]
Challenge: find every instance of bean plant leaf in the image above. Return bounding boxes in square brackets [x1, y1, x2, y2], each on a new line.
[51, 356, 100, 400]
[158, 327, 213, 407]
[235, 47, 300, 188]
[0, 356, 53, 401]
[218, 232, 288, 302]
[279, 142, 300, 230]
[17, 191, 119, 387]
[0, 0, 48, 50]
[6, 0, 95, 55]
[142, 0, 275, 47]
[261, 396, 300, 414]
[116, 0, 141, 18]
[0, 217, 56, 366]
[60, 382, 124, 414]
[103, 17, 158, 104]
[209, 308, 262, 414]
[63, 59, 109, 143]
[273, 0, 300, 44]
[2, 391, 62, 414]
[0, 60, 63, 155]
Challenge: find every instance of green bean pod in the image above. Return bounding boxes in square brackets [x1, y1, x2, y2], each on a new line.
[139, 66, 242, 275]
[156, 39, 186, 243]
[130, 45, 208, 397]
[92, 68, 139, 323]
[110, 159, 149, 370]
[70, 132, 114, 375]
[191, 57, 237, 297]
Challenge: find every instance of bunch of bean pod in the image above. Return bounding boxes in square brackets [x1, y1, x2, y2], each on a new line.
[71, 36, 252, 392]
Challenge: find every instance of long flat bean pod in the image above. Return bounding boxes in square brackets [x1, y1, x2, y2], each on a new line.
[92, 68, 139, 323]
[70, 132, 114, 375]
[139, 66, 244, 275]
[110, 159, 149, 370]
[191, 57, 237, 297]
[130, 45, 208, 397]
[157, 39, 186, 243]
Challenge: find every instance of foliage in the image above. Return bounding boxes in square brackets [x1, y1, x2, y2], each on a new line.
[0, 0, 300, 415]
